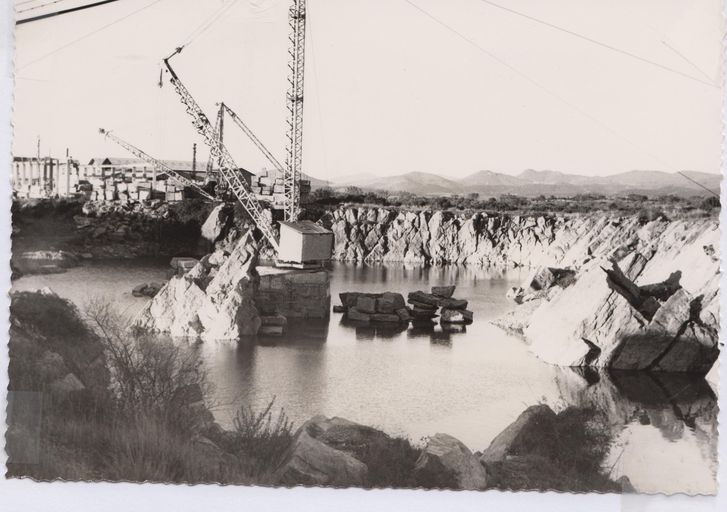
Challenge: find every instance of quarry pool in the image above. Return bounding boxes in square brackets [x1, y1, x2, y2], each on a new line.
[13, 260, 718, 494]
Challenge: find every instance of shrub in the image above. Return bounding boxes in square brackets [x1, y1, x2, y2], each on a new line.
[231, 397, 294, 476]
[637, 208, 668, 224]
[85, 298, 212, 433]
[700, 196, 720, 211]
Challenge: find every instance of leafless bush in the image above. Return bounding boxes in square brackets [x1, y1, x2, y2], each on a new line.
[84, 297, 213, 432]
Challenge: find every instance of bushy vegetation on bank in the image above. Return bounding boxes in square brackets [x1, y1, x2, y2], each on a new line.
[484, 406, 621, 492]
[306, 187, 720, 219]
[7, 291, 294, 484]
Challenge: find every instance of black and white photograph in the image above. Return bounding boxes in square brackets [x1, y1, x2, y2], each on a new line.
[2, 0, 724, 503]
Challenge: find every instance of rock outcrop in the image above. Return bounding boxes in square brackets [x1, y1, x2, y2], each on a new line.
[480, 405, 557, 463]
[275, 416, 374, 487]
[415, 433, 488, 490]
[200, 203, 232, 243]
[8, 290, 109, 399]
[135, 231, 261, 340]
[69, 200, 212, 259]
[495, 218, 719, 374]
[320, 208, 685, 267]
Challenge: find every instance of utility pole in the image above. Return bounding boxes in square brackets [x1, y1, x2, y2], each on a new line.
[36, 135, 40, 160]
[192, 143, 197, 173]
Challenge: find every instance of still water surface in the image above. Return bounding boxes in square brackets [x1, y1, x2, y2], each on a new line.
[13, 260, 718, 494]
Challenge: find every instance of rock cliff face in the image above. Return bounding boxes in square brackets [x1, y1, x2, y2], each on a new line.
[135, 231, 261, 340]
[319, 207, 711, 267]
[492, 216, 719, 374]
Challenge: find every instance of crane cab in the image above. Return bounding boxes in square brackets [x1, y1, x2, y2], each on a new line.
[276, 221, 333, 269]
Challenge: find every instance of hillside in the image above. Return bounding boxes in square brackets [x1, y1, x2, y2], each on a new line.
[311, 168, 721, 197]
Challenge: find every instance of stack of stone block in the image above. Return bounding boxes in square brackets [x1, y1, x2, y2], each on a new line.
[407, 286, 473, 324]
[334, 285, 473, 325]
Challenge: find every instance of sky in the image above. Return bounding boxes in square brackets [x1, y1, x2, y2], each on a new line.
[10, 0, 725, 180]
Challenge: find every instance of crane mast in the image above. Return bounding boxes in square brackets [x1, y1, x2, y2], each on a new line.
[284, 0, 306, 221]
[98, 128, 216, 202]
[163, 50, 280, 251]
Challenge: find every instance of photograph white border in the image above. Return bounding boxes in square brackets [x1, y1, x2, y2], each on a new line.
[0, 1, 724, 510]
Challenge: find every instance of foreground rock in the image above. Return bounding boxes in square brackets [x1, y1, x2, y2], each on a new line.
[480, 405, 556, 463]
[274, 416, 373, 487]
[415, 433, 487, 490]
[135, 231, 261, 340]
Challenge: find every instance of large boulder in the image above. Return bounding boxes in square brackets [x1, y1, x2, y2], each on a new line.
[480, 405, 557, 464]
[275, 416, 368, 487]
[49, 373, 86, 396]
[526, 267, 576, 291]
[609, 289, 718, 373]
[414, 433, 487, 490]
[408, 291, 441, 307]
[200, 203, 232, 243]
[136, 231, 261, 340]
[375, 292, 405, 314]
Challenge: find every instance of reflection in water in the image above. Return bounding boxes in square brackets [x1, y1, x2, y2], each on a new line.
[12, 259, 718, 494]
[339, 316, 467, 346]
[554, 368, 718, 494]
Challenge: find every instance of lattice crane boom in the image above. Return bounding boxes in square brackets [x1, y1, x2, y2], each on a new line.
[284, 0, 306, 221]
[205, 103, 225, 181]
[98, 128, 216, 202]
[222, 102, 286, 175]
[163, 50, 280, 252]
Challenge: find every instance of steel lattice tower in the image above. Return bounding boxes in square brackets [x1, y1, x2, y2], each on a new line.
[284, 0, 306, 221]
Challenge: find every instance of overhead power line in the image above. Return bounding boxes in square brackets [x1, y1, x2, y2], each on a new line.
[677, 172, 720, 197]
[17, 0, 67, 15]
[17, 0, 124, 25]
[476, 0, 717, 88]
[17, 0, 164, 70]
[401, 0, 710, 178]
[179, 0, 240, 49]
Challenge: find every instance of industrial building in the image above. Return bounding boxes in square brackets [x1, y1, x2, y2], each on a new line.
[11, 155, 253, 202]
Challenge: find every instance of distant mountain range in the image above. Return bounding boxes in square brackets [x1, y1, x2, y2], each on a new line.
[306, 169, 721, 197]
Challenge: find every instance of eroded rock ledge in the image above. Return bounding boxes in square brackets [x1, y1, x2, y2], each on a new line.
[318, 207, 709, 267]
[494, 217, 719, 375]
